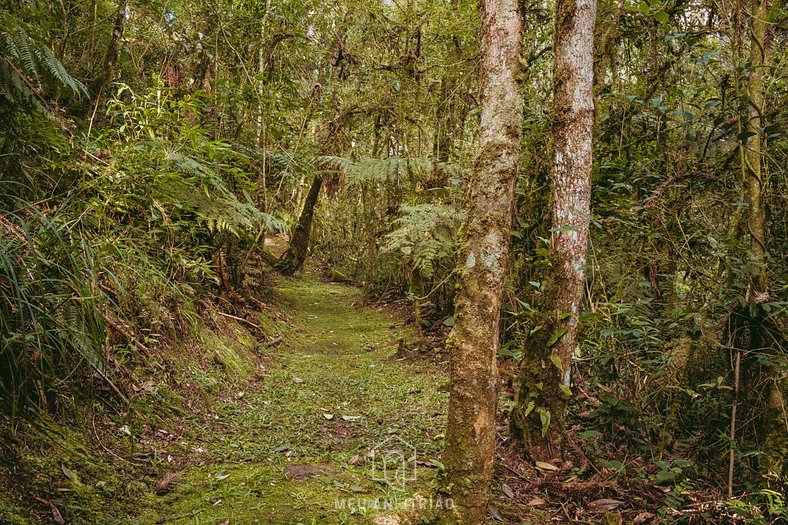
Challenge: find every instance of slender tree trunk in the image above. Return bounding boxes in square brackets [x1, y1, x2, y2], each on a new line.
[743, 0, 770, 296]
[96, 0, 128, 95]
[443, 0, 523, 522]
[739, 0, 784, 481]
[275, 108, 359, 275]
[513, 0, 596, 460]
[593, 0, 622, 96]
[275, 174, 323, 276]
[256, 0, 272, 211]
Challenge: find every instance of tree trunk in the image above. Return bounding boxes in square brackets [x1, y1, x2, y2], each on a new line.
[443, 0, 524, 522]
[96, 0, 128, 95]
[274, 108, 359, 276]
[739, 0, 784, 481]
[513, 0, 596, 460]
[743, 0, 770, 297]
[275, 174, 323, 276]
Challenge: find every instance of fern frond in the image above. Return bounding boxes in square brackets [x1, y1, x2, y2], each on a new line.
[0, 11, 87, 110]
[318, 156, 467, 185]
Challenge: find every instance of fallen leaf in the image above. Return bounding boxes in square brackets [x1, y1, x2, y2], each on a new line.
[633, 511, 655, 524]
[322, 413, 334, 420]
[35, 498, 64, 525]
[218, 521, 230, 525]
[527, 497, 546, 506]
[349, 454, 361, 465]
[274, 446, 290, 453]
[487, 505, 503, 521]
[535, 461, 559, 471]
[588, 498, 624, 512]
[60, 463, 77, 482]
[292, 376, 304, 384]
[215, 471, 230, 481]
[153, 472, 181, 495]
[341, 415, 361, 421]
[501, 483, 515, 498]
[49, 502, 65, 525]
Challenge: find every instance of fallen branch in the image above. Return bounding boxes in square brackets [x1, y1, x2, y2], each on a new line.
[102, 313, 152, 358]
[266, 335, 284, 347]
[216, 311, 261, 330]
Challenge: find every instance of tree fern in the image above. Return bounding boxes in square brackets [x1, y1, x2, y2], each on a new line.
[381, 203, 465, 278]
[320, 155, 466, 185]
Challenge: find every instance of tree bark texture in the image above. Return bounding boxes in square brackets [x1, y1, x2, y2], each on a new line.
[275, 174, 323, 276]
[97, 0, 128, 94]
[743, 0, 770, 296]
[740, 0, 785, 481]
[513, 0, 596, 460]
[443, 0, 524, 522]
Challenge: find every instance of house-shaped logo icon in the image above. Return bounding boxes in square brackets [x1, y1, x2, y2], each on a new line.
[369, 435, 417, 490]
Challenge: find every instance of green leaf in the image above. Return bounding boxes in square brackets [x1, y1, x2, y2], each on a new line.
[546, 329, 566, 347]
[523, 401, 535, 418]
[655, 11, 669, 24]
[538, 408, 551, 437]
[550, 353, 564, 372]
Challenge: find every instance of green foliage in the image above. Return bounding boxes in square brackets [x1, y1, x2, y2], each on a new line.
[322, 156, 465, 186]
[104, 84, 285, 237]
[0, 200, 107, 412]
[0, 10, 86, 109]
[381, 203, 463, 279]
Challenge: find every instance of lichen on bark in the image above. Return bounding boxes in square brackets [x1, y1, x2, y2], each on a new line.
[443, 0, 524, 522]
[512, 0, 597, 460]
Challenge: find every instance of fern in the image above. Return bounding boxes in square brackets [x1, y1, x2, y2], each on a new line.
[320, 155, 466, 185]
[381, 203, 465, 278]
[0, 10, 87, 109]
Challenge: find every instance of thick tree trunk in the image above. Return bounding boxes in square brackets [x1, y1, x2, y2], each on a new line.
[513, 0, 596, 460]
[275, 174, 323, 276]
[443, 0, 523, 522]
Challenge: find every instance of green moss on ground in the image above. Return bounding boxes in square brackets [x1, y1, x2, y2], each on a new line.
[1, 268, 447, 524]
[127, 268, 448, 524]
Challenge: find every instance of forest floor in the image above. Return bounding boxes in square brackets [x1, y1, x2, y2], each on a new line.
[124, 266, 451, 524]
[1, 264, 452, 525]
[0, 262, 734, 525]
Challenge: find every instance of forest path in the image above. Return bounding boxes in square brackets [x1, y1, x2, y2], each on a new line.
[132, 266, 447, 525]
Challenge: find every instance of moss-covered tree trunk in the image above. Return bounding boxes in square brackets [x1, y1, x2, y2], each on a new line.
[443, 0, 523, 522]
[512, 0, 596, 460]
[275, 174, 323, 276]
[739, 0, 784, 481]
[96, 0, 128, 94]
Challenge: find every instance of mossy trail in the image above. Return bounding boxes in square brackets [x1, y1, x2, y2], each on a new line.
[130, 267, 448, 525]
